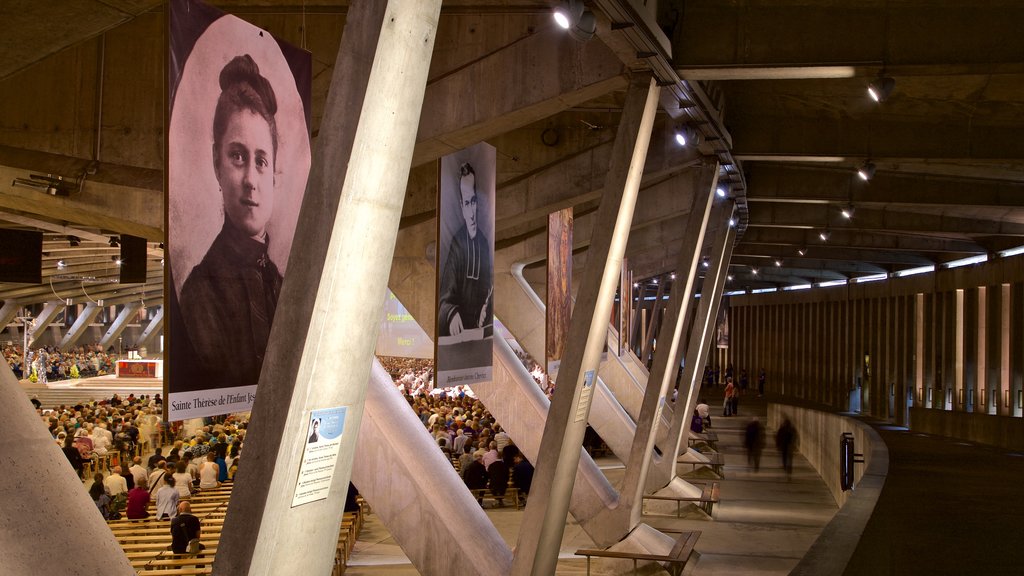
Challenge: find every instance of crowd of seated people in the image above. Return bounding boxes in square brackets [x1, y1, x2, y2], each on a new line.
[4, 343, 118, 381]
[376, 355, 535, 505]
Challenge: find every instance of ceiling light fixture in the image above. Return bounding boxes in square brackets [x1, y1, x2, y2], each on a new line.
[716, 186, 727, 198]
[674, 124, 699, 147]
[111, 256, 123, 266]
[728, 218, 736, 228]
[797, 247, 807, 256]
[727, 275, 734, 282]
[819, 229, 831, 242]
[56, 260, 66, 269]
[552, 0, 596, 41]
[857, 160, 876, 181]
[867, 76, 896, 103]
[751, 267, 759, 276]
[774, 259, 782, 267]
[841, 204, 855, 219]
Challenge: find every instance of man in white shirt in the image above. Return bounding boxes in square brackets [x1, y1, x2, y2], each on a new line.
[494, 426, 510, 452]
[128, 456, 148, 487]
[103, 466, 128, 496]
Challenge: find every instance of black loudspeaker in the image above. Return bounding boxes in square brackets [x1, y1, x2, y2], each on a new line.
[119, 234, 148, 284]
[0, 229, 43, 283]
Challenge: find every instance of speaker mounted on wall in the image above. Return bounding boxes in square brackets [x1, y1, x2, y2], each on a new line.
[119, 234, 148, 284]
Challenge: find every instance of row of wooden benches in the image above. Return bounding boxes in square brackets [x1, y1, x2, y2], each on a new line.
[107, 484, 367, 575]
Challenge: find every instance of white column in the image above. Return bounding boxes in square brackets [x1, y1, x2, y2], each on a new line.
[511, 74, 660, 576]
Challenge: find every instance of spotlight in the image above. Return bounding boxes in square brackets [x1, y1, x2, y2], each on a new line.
[670, 273, 676, 280]
[819, 230, 831, 242]
[841, 204, 855, 219]
[751, 267, 759, 276]
[727, 275, 734, 282]
[774, 259, 782, 267]
[633, 282, 639, 288]
[109, 236, 120, 247]
[68, 235, 80, 247]
[652, 278, 659, 284]
[112, 256, 123, 266]
[857, 161, 876, 181]
[728, 218, 736, 227]
[797, 247, 807, 256]
[867, 76, 895, 103]
[716, 186, 727, 198]
[702, 259, 710, 269]
[674, 125, 699, 147]
[56, 259, 66, 270]
[553, 0, 596, 41]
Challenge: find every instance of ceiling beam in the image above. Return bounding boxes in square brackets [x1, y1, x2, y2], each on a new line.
[746, 204, 1024, 238]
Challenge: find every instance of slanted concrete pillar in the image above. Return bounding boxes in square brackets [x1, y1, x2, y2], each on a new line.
[27, 300, 64, 347]
[214, 3, 441, 576]
[0, 300, 20, 332]
[640, 274, 667, 365]
[99, 302, 141, 350]
[647, 207, 736, 491]
[60, 303, 102, 349]
[619, 161, 719, 527]
[135, 306, 163, 350]
[511, 74, 660, 576]
[0, 361, 134, 575]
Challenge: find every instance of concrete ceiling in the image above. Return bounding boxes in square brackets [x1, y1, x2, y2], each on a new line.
[1, 0, 1023, 313]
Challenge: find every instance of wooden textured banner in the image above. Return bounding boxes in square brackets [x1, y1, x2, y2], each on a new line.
[546, 207, 573, 375]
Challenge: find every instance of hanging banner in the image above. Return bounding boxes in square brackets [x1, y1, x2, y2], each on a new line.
[618, 261, 630, 356]
[546, 207, 573, 377]
[435, 142, 495, 388]
[166, 0, 312, 421]
[716, 296, 730, 349]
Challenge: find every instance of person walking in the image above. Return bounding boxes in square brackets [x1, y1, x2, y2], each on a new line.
[744, 417, 765, 472]
[776, 417, 797, 479]
[723, 378, 735, 416]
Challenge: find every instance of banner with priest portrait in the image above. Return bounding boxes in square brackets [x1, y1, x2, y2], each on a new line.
[435, 143, 495, 388]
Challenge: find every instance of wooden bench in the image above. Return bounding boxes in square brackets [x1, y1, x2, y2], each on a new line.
[687, 430, 719, 450]
[642, 482, 720, 517]
[575, 530, 700, 576]
[677, 451, 725, 477]
[468, 487, 520, 510]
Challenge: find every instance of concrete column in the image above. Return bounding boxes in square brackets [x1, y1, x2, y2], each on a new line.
[135, 306, 164, 350]
[618, 162, 718, 528]
[214, 3, 441, 576]
[647, 207, 736, 492]
[98, 302, 141, 350]
[640, 274, 667, 365]
[27, 300, 64, 347]
[511, 74, 659, 576]
[0, 300, 20, 332]
[60, 302, 101, 349]
[0, 361, 134, 575]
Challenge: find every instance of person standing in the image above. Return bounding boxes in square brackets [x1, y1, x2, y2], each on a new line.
[723, 378, 735, 416]
[744, 418, 765, 472]
[156, 475, 181, 520]
[776, 417, 797, 479]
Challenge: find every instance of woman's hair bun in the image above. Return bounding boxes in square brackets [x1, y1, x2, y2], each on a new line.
[219, 54, 277, 117]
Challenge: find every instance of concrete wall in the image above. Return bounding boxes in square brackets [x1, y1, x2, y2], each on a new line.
[910, 407, 1024, 451]
[767, 403, 885, 508]
[726, 254, 1024, 433]
[769, 402, 889, 576]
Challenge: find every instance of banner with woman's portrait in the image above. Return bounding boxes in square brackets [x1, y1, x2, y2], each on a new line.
[435, 143, 495, 388]
[166, 0, 311, 421]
